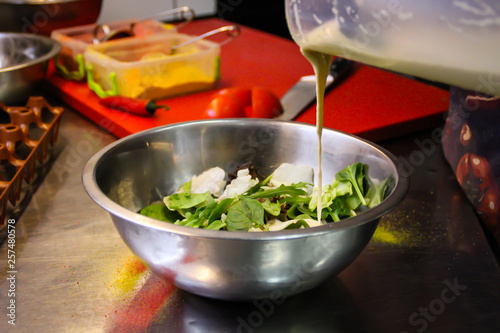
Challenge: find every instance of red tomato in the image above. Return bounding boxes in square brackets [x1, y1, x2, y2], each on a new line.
[205, 86, 283, 119]
[205, 93, 246, 118]
[216, 87, 252, 106]
[246, 87, 284, 118]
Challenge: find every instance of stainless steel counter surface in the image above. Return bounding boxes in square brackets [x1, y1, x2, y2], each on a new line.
[1, 106, 500, 333]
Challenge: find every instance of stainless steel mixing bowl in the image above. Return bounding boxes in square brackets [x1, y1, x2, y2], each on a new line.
[0, 32, 60, 105]
[82, 119, 408, 301]
[0, 0, 102, 35]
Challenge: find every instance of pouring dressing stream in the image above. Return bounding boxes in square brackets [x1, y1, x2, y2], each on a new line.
[300, 49, 333, 224]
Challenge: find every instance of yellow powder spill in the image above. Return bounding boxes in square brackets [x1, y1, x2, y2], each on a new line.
[372, 227, 400, 244]
[371, 224, 411, 245]
[106, 256, 148, 298]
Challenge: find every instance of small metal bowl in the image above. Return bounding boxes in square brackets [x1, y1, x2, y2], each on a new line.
[0, 0, 102, 35]
[0, 32, 60, 105]
[82, 119, 408, 301]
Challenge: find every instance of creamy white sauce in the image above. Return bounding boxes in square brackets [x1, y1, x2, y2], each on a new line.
[299, 49, 333, 225]
[300, 18, 500, 96]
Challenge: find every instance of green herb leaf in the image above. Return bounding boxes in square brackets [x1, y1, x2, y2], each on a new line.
[286, 203, 299, 219]
[280, 195, 310, 205]
[206, 219, 227, 230]
[327, 196, 354, 222]
[345, 194, 361, 210]
[249, 183, 309, 199]
[261, 198, 281, 216]
[226, 198, 264, 231]
[182, 181, 192, 195]
[246, 173, 273, 195]
[365, 176, 394, 208]
[199, 196, 217, 219]
[335, 163, 367, 206]
[175, 211, 203, 228]
[139, 203, 182, 223]
[297, 204, 330, 220]
[334, 180, 352, 196]
[208, 197, 235, 223]
[164, 191, 211, 210]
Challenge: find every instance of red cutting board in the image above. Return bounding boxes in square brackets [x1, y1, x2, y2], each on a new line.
[44, 18, 450, 141]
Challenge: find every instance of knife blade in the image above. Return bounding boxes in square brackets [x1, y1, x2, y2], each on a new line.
[276, 57, 354, 120]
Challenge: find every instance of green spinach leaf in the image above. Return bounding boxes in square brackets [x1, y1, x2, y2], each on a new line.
[139, 203, 182, 223]
[365, 176, 394, 208]
[165, 191, 211, 210]
[336, 163, 367, 206]
[226, 198, 264, 231]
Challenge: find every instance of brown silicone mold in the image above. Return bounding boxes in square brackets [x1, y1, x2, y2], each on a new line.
[0, 97, 63, 225]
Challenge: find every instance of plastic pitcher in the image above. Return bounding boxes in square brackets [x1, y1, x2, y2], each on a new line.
[285, 0, 500, 96]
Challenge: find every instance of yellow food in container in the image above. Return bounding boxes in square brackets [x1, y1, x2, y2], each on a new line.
[84, 33, 220, 100]
[51, 19, 174, 80]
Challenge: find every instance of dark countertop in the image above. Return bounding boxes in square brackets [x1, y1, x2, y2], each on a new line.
[1, 104, 499, 332]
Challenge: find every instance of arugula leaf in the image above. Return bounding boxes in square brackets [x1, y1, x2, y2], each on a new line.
[175, 211, 202, 228]
[139, 203, 182, 223]
[208, 197, 235, 224]
[335, 163, 367, 206]
[172, 196, 217, 228]
[261, 198, 281, 216]
[225, 198, 264, 231]
[280, 195, 310, 205]
[164, 191, 211, 210]
[297, 204, 330, 220]
[246, 173, 273, 195]
[286, 203, 299, 219]
[199, 196, 217, 219]
[248, 183, 309, 199]
[206, 219, 227, 230]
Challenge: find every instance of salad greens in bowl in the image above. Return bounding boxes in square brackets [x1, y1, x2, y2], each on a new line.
[82, 119, 408, 301]
[140, 161, 392, 232]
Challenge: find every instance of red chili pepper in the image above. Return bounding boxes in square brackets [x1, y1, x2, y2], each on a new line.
[99, 96, 169, 116]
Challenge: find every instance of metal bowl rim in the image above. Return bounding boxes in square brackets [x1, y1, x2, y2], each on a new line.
[0, 32, 61, 72]
[82, 119, 409, 241]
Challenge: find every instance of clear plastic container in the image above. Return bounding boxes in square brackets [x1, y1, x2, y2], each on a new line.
[84, 33, 221, 100]
[51, 19, 175, 80]
[286, 0, 500, 96]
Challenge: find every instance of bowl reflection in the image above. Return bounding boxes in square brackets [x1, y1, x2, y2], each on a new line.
[170, 278, 363, 332]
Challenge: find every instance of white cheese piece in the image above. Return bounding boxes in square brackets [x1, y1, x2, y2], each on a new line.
[219, 169, 258, 200]
[270, 163, 314, 194]
[179, 167, 226, 197]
